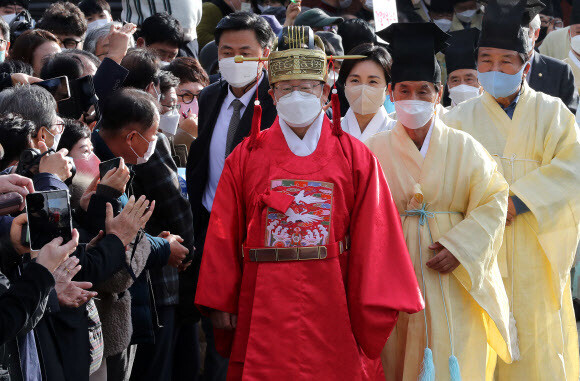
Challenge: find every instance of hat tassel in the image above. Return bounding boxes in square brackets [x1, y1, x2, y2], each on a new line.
[331, 89, 343, 137]
[247, 99, 262, 151]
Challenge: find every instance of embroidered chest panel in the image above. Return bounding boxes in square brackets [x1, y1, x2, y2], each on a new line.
[265, 179, 334, 247]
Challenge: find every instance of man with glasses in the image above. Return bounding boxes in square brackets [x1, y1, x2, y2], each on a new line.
[37, 2, 87, 50]
[0, 0, 27, 24]
[0, 17, 9, 63]
[194, 25, 424, 380]
[540, 0, 580, 60]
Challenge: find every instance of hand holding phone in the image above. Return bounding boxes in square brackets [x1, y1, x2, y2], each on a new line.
[26, 190, 73, 251]
[99, 158, 130, 194]
[33, 76, 70, 102]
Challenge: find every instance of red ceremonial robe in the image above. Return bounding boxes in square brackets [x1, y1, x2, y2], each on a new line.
[195, 116, 424, 380]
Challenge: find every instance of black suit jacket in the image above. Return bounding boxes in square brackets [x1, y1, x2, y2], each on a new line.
[186, 72, 277, 254]
[528, 52, 578, 114]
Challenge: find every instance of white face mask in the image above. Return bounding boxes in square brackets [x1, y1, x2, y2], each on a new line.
[159, 109, 181, 136]
[277, 91, 322, 128]
[129, 132, 157, 164]
[87, 19, 110, 32]
[257, 4, 270, 12]
[448, 84, 480, 105]
[1, 13, 16, 25]
[219, 57, 259, 88]
[345, 84, 387, 115]
[394, 99, 435, 130]
[571, 35, 580, 55]
[240, 2, 253, 12]
[456, 9, 476, 23]
[45, 128, 62, 151]
[433, 18, 452, 32]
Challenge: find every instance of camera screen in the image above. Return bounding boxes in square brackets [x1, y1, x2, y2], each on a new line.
[26, 190, 72, 251]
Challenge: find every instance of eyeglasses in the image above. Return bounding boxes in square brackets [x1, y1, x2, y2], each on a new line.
[273, 82, 323, 97]
[177, 91, 200, 104]
[62, 38, 84, 49]
[50, 122, 65, 134]
[161, 103, 179, 111]
[0, 39, 7, 49]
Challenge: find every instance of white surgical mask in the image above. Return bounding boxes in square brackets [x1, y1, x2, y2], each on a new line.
[394, 99, 435, 129]
[159, 109, 181, 136]
[448, 84, 480, 106]
[433, 18, 452, 32]
[1, 13, 16, 25]
[240, 2, 253, 12]
[456, 9, 476, 23]
[257, 4, 270, 12]
[277, 91, 322, 128]
[219, 57, 259, 88]
[45, 129, 63, 151]
[345, 84, 387, 115]
[129, 132, 157, 164]
[571, 35, 580, 55]
[87, 19, 110, 32]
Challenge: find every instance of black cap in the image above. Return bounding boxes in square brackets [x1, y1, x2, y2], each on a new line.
[377, 22, 450, 84]
[429, 0, 454, 13]
[445, 28, 480, 75]
[572, 0, 580, 24]
[294, 9, 344, 28]
[479, 0, 545, 54]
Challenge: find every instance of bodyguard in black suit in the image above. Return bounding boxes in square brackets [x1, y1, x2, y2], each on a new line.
[185, 12, 277, 380]
[528, 51, 579, 113]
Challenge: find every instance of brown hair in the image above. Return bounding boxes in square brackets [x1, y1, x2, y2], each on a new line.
[9, 29, 60, 66]
[166, 57, 210, 87]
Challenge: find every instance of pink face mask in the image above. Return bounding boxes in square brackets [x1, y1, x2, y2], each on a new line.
[178, 98, 199, 119]
[74, 152, 101, 180]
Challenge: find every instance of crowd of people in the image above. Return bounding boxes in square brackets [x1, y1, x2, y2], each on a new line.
[0, 0, 578, 380]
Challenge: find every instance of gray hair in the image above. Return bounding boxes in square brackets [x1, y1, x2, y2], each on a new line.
[530, 14, 541, 33]
[84, 21, 135, 56]
[0, 18, 9, 42]
[0, 85, 57, 134]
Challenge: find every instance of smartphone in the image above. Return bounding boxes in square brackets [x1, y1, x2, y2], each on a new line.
[34, 76, 70, 102]
[26, 190, 73, 251]
[57, 75, 100, 120]
[99, 157, 121, 179]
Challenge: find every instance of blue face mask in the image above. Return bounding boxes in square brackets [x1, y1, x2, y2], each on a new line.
[477, 64, 528, 99]
[0, 50, 5, 63]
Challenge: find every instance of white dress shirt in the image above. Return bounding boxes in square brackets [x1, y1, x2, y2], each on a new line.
[279, 112, 324, 157]
[419, 120, 434, 158]
[202, 75, 264, 212]
[341, 106, 396, 141]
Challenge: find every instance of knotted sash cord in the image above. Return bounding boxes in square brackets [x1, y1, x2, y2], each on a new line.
[401, 204, 463, 381]
[493, 153, 541, 361]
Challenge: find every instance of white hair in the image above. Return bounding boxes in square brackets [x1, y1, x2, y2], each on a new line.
[530, 14, 541, 32]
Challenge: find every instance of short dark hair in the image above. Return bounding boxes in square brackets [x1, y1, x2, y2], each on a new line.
[78, 0, 111, 16]
[101, 88, 158, 133]
[0, 60, 33, 76]
[139, 12, 184, 47]
[166, 57, 209, 86]
[0, 0, 28, 7]
[40, 52, 84, 80]
[9, 29, 60, 66]
[215, 11, 275, 49]
[158, 70, 179, 95]
[61, 49, 101, 75]
[337, 19, 375, 57]
[58, 118, 91, 152]
[0, 113, 34, 170]
[37, 1, 88, 38]
[338, 43, 392, 85]
[121, 48, 160, 90]
[0, 85, 57, 132]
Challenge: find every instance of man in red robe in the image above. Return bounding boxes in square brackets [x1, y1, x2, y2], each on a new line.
[195, 26, 424, 380]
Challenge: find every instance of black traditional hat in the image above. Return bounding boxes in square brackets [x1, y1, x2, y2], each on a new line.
[376, 22, 450, 84]
[479, 0, 545, 54]
[429, 0, 454, 13]
[571, 0, 580, 25]
[445, 28, 480, 75]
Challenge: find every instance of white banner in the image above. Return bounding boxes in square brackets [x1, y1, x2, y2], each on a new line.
[373, 0, 398, 32]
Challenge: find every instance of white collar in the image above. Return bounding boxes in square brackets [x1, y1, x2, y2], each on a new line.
[342, 106, 394, 141]
[279, 112, 324, 157]
[569, 50, 580, 69]
[419, 119, 434, 158]
[223, 74, 265, 109]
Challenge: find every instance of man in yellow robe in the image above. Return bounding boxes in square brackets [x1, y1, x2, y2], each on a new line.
[538, 0, 579, 61]
[443, 0, 580, 379]
[372, 22, 514, 381]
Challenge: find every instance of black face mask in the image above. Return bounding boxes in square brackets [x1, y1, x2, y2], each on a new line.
[538, 26, 548, 43]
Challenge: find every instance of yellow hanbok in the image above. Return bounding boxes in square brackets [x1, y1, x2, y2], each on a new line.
[443, 82, 580, 381]
[366, 119, 513, 381]
[539, 26, 571, 61]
